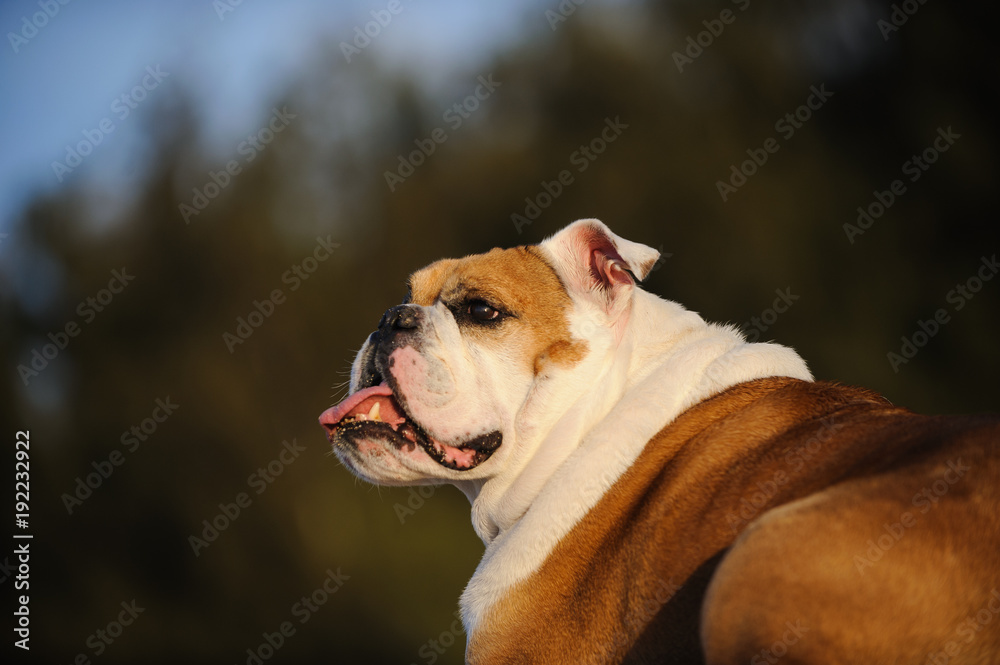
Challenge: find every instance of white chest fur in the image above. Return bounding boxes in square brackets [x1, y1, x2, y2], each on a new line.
[459, 290, 812, 632]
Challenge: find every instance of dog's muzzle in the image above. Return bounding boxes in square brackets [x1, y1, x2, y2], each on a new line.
[319, 304, 502, 471]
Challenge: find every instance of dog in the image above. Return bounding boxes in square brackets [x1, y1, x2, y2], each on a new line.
[319, 219, 1000, 664]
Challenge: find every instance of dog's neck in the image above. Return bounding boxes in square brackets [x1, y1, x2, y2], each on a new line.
[455, 289, 813, 545]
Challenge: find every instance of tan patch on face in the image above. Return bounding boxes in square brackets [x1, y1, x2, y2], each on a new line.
[533, 339, 587, 374]
[408, 258, 459, 306]
[408, 246, 587, 374]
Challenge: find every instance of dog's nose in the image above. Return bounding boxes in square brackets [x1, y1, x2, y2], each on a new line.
[380, 305, 420, 330]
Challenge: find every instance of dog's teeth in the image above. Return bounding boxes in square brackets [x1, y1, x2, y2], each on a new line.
[357, 414, 367, 421]
[368, 402, 381, 421]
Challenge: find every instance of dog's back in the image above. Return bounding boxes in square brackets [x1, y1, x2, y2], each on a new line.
[466, 377, 1000, 664]
[702, 387, 1000, 664]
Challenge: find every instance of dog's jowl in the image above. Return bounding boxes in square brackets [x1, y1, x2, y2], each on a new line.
[320, 219, 1000, 665]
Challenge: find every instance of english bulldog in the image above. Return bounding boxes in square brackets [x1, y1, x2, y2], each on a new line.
[319, 219, 1000, 664]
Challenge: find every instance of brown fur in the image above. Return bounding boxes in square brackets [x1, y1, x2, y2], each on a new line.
[466, 378, 1000, 664]
[408, 246, 588, 375]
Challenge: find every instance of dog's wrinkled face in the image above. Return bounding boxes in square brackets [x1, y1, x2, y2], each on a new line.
[319, 245, 586, 485]
[319, 219, 660, 488]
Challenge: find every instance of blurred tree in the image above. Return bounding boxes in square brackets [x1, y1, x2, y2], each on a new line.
[2, 0, 997, 662]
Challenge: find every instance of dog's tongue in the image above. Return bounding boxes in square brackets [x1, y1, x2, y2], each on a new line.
[318, 383, 482, 469]
[319, 383, 406, 430]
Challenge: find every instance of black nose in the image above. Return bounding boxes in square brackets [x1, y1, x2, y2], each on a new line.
[379, 305, 420, 331]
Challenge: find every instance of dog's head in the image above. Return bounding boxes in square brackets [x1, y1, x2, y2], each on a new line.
[319, 219, 659, 486]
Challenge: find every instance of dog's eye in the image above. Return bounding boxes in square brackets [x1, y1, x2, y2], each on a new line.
[467, 300, 501, 322]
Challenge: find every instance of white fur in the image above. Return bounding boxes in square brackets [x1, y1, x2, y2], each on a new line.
[342, 298, 539, 485]
[458, 223, 812, 632]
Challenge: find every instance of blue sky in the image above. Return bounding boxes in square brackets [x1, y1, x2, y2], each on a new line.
[0, 0, 592, 238]
[2, 0, 596, 411]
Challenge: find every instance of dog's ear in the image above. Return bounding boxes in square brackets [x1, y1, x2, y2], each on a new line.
[540, 219, 659, 316]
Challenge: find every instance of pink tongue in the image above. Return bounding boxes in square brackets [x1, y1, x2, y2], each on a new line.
[319, 383, 404, 427]
[319, 383, 480, 469]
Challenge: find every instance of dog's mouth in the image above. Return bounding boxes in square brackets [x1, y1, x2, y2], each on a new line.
[319, 383, 501, 471]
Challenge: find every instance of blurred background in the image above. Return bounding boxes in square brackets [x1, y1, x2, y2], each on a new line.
[1, 0, 997, 662]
